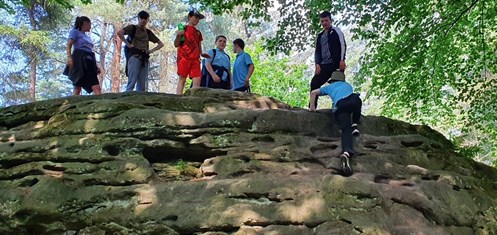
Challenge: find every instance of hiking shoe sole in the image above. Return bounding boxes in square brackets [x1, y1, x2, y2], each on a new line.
[340, 155, 353, 177]
[352, 129, 360, 137]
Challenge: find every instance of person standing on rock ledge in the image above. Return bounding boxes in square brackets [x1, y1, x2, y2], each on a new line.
[64, 16, 102, 96]
[174, 10, 209, 94]
[309, 76, 361, 177]
[310, 11, 347, 109]
[117, 11, 164, 92]
[232, 38, 255, 92]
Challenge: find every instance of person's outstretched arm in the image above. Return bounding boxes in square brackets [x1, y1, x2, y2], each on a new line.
[309, 89, 321, 111]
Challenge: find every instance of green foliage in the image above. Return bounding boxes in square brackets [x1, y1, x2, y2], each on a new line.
[191, 0, 312, 54]
[174, 159, 199, 178]
[1, 0, 80, 13]
[175, 159, 187, 172]
[0, 25, 52, 54]
[247, 42, 309, 108]
[350, 0, 497, 162]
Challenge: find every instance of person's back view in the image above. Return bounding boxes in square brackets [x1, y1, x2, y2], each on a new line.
[309, 79, 361, 177]
[117, 11, 164, 92]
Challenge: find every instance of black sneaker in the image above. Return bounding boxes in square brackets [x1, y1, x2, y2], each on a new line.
[351, 123, 360, 136]
[340, 152, 353, 176]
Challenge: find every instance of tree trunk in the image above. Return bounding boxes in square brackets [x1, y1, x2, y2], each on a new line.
[243, 21, 251, 39]
[28, 3, 38, 102]
[98, 22, 108, 88]
[29, 58, 37, 102]
[111, 24, 122, 93]
[159, 51, 169, 93]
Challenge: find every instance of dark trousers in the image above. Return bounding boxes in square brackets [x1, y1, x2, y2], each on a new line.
[334, 94, 362, 155]
[310, 63, 339, 108]
[234, 85, 251, 93]
[207, 79, 231, 89]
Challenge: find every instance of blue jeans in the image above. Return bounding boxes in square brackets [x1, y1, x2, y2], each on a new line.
[126, 56, 149, 91]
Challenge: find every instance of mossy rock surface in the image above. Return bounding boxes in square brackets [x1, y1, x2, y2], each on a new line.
[0, 89, 496, 234]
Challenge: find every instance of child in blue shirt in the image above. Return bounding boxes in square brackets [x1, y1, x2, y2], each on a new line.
[232, 38, 254, 92]
[309, 79, 362, 176]
[204, 35, 232, 89]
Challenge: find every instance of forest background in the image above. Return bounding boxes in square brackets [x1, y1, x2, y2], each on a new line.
[0, 0, 496, 165]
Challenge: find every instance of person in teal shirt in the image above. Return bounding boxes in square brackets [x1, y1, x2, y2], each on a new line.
[232, 38, 255, 92]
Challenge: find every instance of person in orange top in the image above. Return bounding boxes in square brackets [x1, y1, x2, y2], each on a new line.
[174, 10, 208, 94]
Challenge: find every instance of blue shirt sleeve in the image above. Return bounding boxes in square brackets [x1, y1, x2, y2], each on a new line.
[244, 53, 253, 66]
[206, 49, 215, 63]
[319, 85, 331, 96]
[68, 29, 78, 40]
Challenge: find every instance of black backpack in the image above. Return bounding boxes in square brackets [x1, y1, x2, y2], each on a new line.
[123, 25, 153, 77]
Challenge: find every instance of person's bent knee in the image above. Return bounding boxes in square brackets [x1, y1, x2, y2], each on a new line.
[92, 85, 102, 95]
[73, 86, 82, 96]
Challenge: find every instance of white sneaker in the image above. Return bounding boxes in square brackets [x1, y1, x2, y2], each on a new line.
[340, 152, 352, 176]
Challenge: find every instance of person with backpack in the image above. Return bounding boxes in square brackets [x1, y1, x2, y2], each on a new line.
[64, 16, 102, 96]
[310, 11, 347, 108]
[202, 35, 231, 89]
[117, 11, 164, 92]
[174, 10, 207, 94]
[309, 76, 361, 177]
[232, 38, 255, 92]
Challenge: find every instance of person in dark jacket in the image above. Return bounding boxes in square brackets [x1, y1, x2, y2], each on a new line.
[310, 11, 347, 108]
[65, 16, 101, 95]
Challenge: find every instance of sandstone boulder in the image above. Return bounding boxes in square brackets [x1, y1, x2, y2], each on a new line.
[0, 89, 496, 234]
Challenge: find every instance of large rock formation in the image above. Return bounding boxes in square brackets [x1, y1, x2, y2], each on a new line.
[0, 89, 496, 235]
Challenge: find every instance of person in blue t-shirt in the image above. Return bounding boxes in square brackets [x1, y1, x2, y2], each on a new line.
[232, 38, 254, 92]
[309, 78, 361, 176]
[204, 35, 232, 89]
[64, 16, 101, 96]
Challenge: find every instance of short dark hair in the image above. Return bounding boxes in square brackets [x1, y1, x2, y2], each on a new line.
[233, 38, 245, 50]
[215, 35, 227, 42]
[74, 16, 90, 30]
[319, 11, 332, 21]
[138, 11, 150, 19]
[188, 10, 205, 19]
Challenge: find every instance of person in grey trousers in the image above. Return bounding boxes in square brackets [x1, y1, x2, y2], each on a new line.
[117, 11, 164, 91]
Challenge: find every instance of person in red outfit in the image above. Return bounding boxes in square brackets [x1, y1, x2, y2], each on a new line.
[174, 10, 208, 94]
